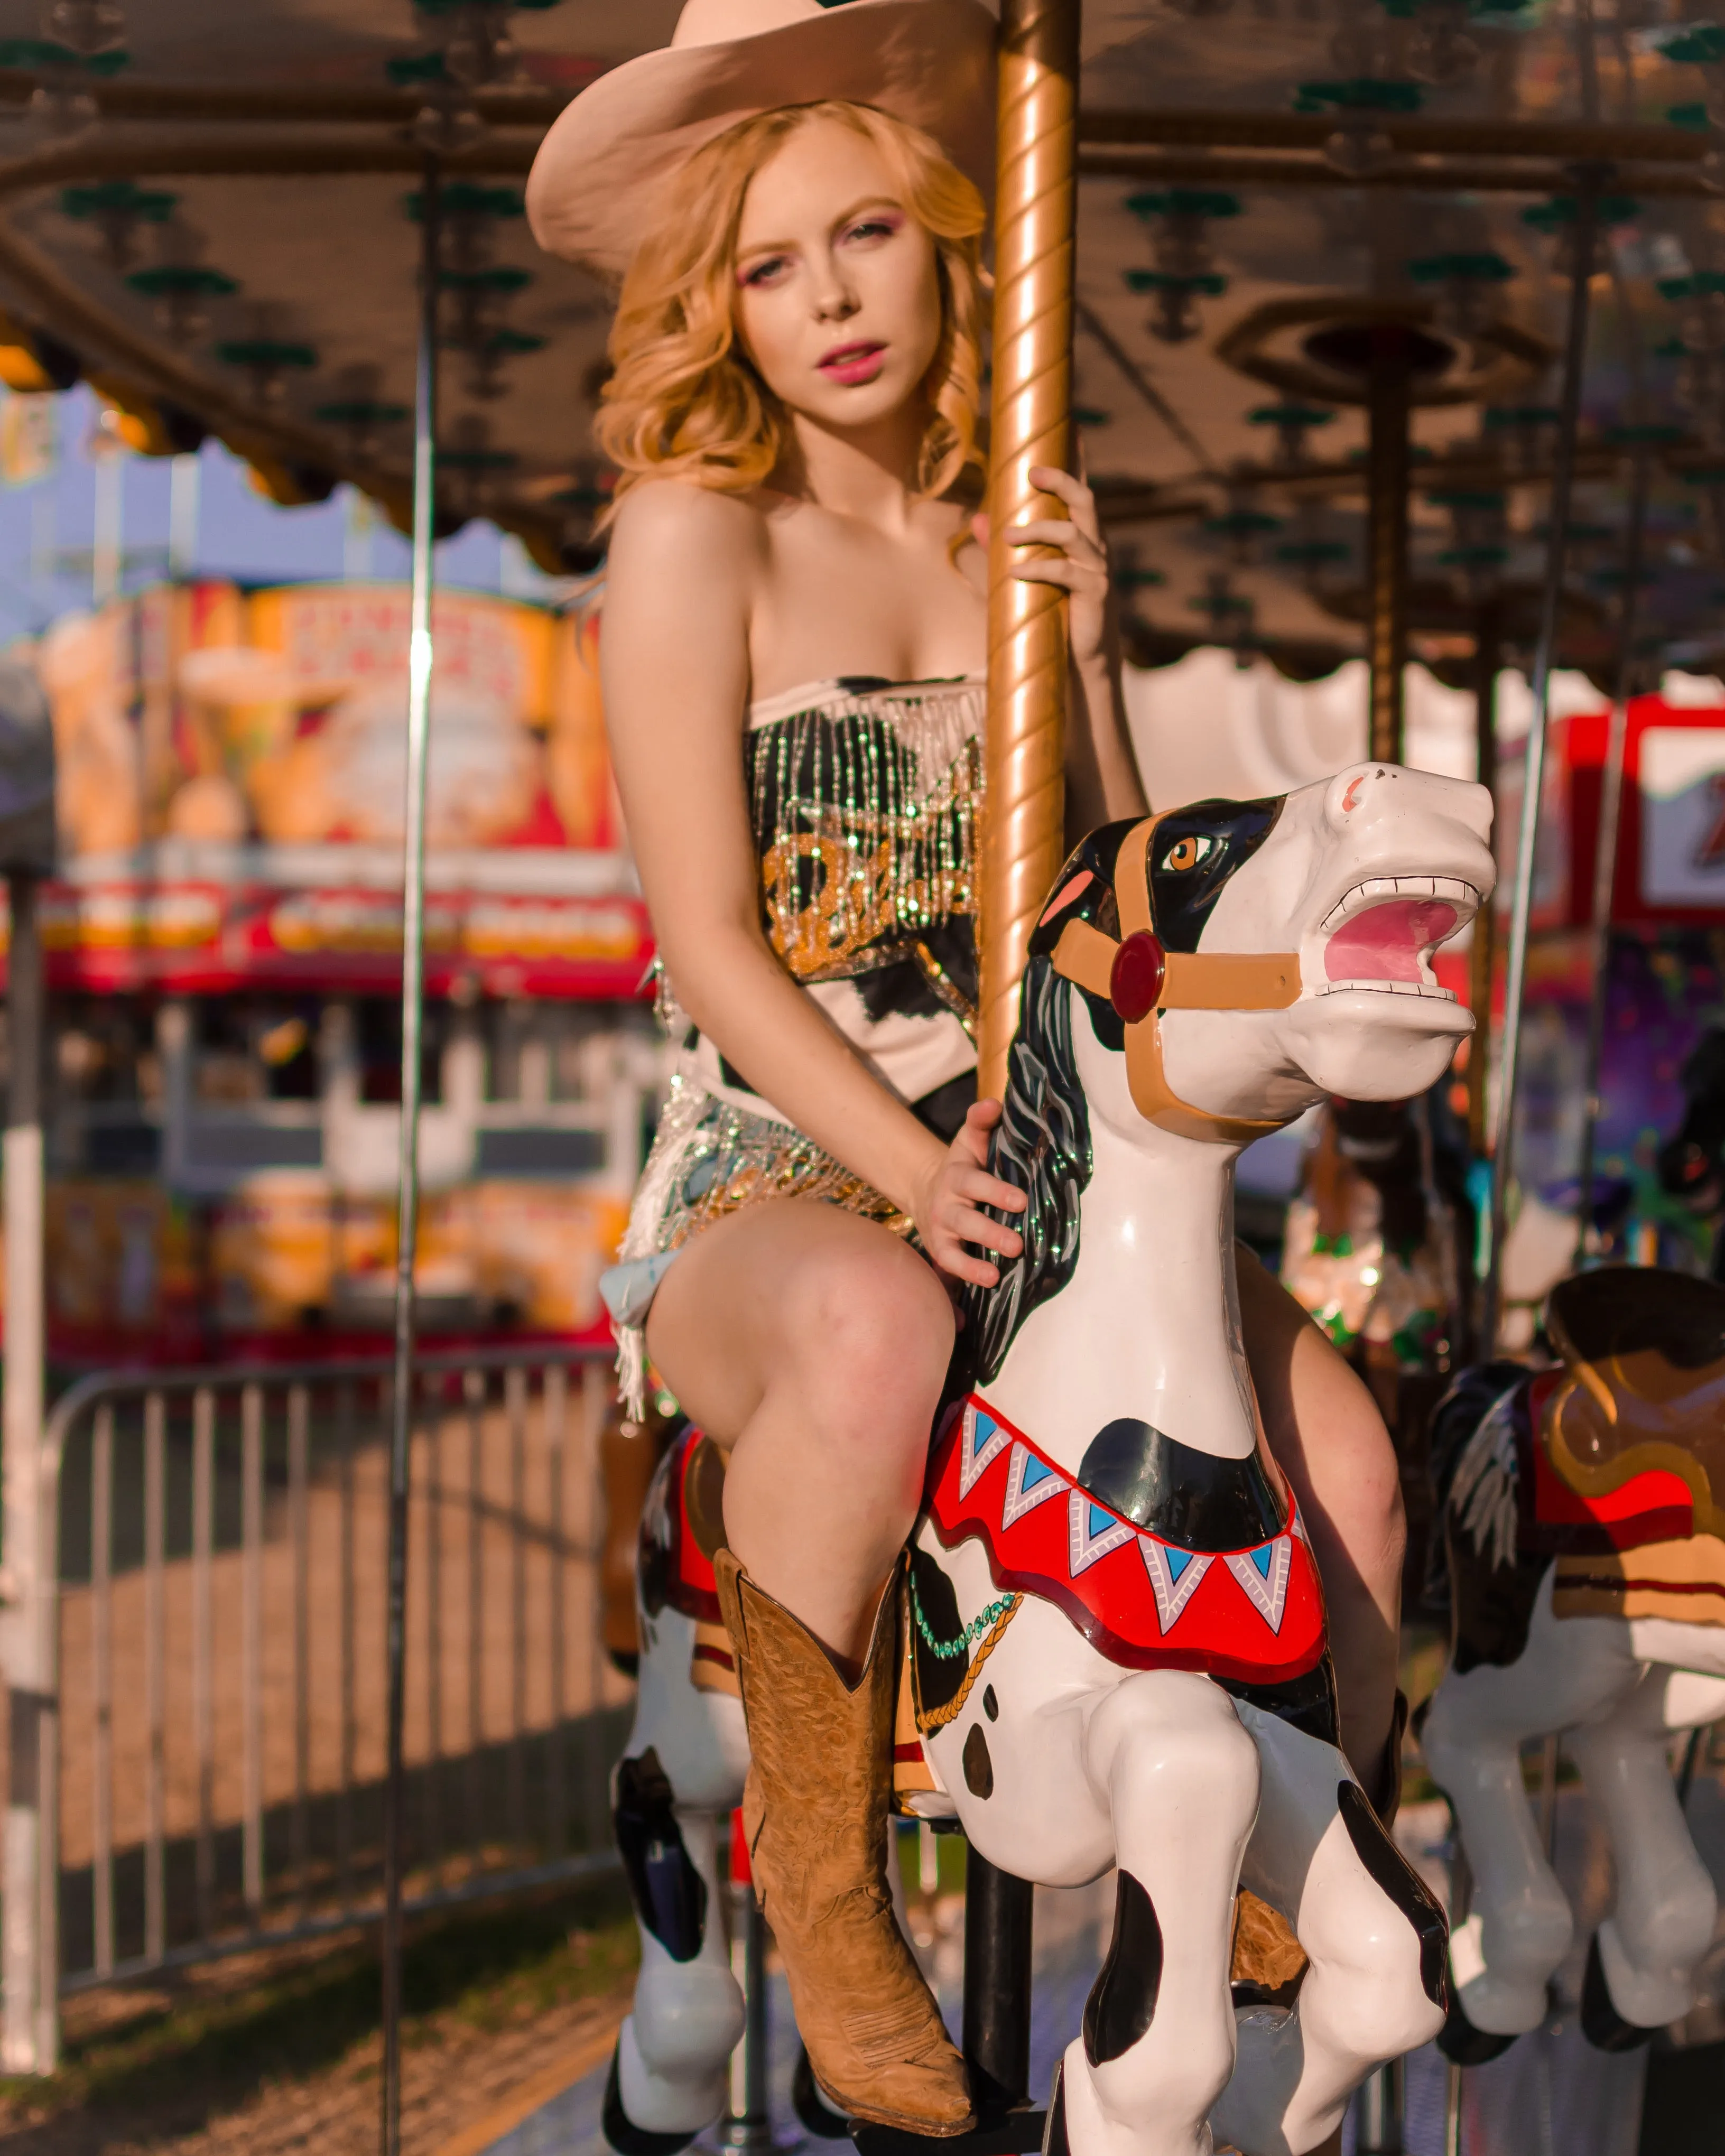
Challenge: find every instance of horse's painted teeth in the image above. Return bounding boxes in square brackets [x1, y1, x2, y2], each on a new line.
[1315, 979, 1458, 1001]
[1319, 875, 1481, 932]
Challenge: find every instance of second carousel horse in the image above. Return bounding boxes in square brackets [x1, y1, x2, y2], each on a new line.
[610, 761, 1495, 2156]
[1422, 1265, 1725, 2059]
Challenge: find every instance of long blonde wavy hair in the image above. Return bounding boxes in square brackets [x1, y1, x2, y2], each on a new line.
[597, 100, 987, 508]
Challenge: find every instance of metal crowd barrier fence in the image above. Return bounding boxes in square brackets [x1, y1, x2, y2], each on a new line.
[17, 1342, 630, 2064]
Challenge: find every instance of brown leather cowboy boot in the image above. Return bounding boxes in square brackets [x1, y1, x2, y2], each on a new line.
[715, 1550, 973, 2136]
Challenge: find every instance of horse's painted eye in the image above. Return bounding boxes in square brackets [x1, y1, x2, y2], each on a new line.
[1161, 834, 1213, 872]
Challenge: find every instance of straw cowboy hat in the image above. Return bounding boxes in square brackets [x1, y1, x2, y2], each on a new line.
[525, 0, 997, 278]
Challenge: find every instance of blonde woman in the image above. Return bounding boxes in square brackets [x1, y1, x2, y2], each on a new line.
[528, 2, 1406, 2134]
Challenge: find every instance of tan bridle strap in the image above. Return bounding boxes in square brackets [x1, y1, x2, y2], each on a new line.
[1050, 918, 1117, 1000]
[1163, 951, 1300, 1010]
[1115, 816, 1157, 938]
[1052, 924, 1299, 1012]
[1124, 1020, 1286, 1144]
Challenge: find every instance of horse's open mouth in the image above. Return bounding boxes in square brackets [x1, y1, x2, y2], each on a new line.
[1316, 877, 1480, 1000]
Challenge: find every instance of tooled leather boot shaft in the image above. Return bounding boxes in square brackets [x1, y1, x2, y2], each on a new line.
[714, 1549, 972, 2136]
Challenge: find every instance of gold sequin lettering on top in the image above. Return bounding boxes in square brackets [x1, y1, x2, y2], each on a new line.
[746, 680, 983, 1007]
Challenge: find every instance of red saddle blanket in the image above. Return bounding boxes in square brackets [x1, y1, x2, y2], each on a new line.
[925, 1395, 1327, 1684]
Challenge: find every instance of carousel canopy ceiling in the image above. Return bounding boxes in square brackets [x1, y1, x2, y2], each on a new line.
[0, 1, 1716, 672]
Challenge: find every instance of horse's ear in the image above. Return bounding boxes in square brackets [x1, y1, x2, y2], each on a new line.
[1038, 870, 1094, 927]
[1028, 820, 1138, 959]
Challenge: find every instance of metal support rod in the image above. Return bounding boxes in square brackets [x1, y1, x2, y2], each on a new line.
[1356, 2057, 1405, 2155]
[2, 872, 49, 2071]
[979, 0, 1080, 1098]
[962, 1851, 1034, 2115]
[168, 451, 200, 579]
[1483, 179, 1599, 1349]
[1468, 600, 1500, 1163]
[719, 1867, 774, 2153]
[1443, 1840, 1473, 2156]
[1367, 328, 1413, 765]
[91, 446, 122, 608]
[381, 151, 440, 2156]
[1575, 441, 1649, 1251]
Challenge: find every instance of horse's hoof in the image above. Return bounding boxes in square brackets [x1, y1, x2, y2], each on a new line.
[602, 2042, 699, 2156]
[1580, 1934, 1659, 2053]
[1435, 1991, 1518, 2065]
[793, 2045, 852, 2139]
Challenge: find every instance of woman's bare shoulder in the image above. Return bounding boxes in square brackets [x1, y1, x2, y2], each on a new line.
[608, 478, 768, 571]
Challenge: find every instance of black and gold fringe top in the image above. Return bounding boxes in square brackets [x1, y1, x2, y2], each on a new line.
[743, 674, 984, 1039]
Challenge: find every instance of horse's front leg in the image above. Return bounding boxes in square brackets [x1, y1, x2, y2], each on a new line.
[1053, 1671, 1259, 2156]
[1564, 1663, 1725, 2038]
[1212, 1702, 1445, 2156]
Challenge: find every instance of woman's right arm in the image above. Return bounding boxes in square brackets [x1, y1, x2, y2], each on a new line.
[602, 481, 1023, 1286]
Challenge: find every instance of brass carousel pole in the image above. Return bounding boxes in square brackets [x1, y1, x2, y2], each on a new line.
[978, 0, 1079, 1102]
[969, 0, 1079, 2121]
[1468, 597, 1501, 1163]
[1367, 327, 1413, 765]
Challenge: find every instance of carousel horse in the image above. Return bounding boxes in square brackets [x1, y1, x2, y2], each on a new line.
[1421, 1265, 1725, 2061]
[609, 761, 1494, 2156]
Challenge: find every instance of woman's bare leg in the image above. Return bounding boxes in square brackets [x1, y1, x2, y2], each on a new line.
[647, 1197, 954, 1664]
[1236, 1244, 1405, 1793]
[645, 1198, 972, 2134]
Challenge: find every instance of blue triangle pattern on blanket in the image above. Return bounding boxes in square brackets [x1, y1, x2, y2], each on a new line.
[1251, 1544, 1273, 1578]
[1021, 1453, 1053, 1490]
[1165, 1546, 1192, 1583]
[1089, 1503, 1114, 1539]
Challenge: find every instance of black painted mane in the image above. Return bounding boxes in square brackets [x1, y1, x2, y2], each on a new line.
[944, 823, 1138, 1402]
[949, 944, 1093, 1396]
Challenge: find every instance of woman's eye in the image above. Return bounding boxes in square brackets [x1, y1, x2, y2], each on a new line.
[740, 255, 791, 289]
[842, 216, 899, 246]
[1161, 834, 1213, 872]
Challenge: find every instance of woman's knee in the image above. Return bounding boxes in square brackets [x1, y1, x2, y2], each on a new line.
[781, 1232, 954, 1408]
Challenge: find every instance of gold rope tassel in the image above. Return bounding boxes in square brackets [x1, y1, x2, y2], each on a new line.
[979, 0, 1080, 1101]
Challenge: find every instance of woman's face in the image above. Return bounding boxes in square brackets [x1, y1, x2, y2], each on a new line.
[732, 118, 943, 436]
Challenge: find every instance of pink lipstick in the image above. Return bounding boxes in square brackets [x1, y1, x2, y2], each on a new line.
[819, 340, 886, 386]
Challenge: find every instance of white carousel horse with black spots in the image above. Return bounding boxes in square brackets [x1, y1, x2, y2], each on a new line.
[1420, 1267, 1725, 2062]
[607, 761, 1495, 2156]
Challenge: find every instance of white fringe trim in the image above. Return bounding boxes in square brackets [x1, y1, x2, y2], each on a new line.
[612, 1060, 711, 1423]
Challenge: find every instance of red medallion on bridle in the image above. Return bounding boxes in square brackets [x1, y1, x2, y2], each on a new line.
[1110, 930, 1166, 1023]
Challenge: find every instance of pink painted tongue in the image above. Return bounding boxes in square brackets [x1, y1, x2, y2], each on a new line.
[1324, 897, 1457, 983]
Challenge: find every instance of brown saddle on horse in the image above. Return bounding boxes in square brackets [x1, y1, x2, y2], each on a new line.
[1538, 1269, 1725, 1544]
